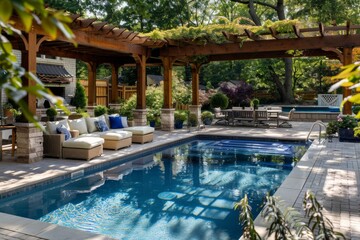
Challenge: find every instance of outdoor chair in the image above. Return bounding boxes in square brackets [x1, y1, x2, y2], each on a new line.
[278, 108, 295, 128]
[214, 108, 227, 124]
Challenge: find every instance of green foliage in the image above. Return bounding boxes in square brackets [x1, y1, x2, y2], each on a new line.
[71, 80, 87, 110]
[119, 94, 136, 120]
[234, 194, 261, 240]
[188, 113, 198, 127]
[326, 121, 338, 135]
[251, 98, 260, 107]
[236, 190, 344, 239]
[107, 107, 119, 115]
[304, 191, 345, 239]
[45, 107, 57, 118]
[94, 105, 107, 117]
[74, 109, 89, 118]
[0, 0, 74, 127]
[210, 93, 229, 109]
[174, 110, 187, 122]
[337, 115, 358, 129]
[201, 111, 214, 121]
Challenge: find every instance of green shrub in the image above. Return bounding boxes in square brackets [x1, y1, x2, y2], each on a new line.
[353, 105, 360, 115]
[107, 107, 119, 115]
[94, 105, 107, 116]
[251, 98, 260, 108]
[210, 93, 229, 109]
[46, 107, 57, 118]
[201, 111, 214, 121]
[174, 110, 187, 122]
[71, 80, 87, 109]
[188, 113, 198, 127]
[326, 121, 338, 135]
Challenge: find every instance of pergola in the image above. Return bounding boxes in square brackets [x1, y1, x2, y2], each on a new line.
[9, 15, 360, 162]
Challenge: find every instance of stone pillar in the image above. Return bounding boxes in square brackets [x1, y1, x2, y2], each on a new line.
[189, 105, 201, 127]
[161, 108, 175, 131]
[15, 123, 43, 163]
[134, 109, 147, 126]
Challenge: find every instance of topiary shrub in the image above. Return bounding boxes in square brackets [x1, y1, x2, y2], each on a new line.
[210, 93, 229, 109]
[188, 113, 198, 127]
[46, 107, 57, 121]
[201, 111, 214, 125]
[251, 98, 260, 109]
[71, 80, 87, 110]
[94, 105, 107, 116]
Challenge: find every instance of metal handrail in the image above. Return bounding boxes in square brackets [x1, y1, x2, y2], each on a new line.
[306, 120, 327, 143]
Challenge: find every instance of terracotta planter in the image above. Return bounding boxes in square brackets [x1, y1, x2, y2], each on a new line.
[338, 128, 360, 142]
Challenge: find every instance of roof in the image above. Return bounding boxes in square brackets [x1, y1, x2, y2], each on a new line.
[147, 75, 163, 85]
[36, 63, 73, 84]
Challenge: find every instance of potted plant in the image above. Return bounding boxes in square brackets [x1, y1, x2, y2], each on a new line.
[337, 115, 359, 142]
[201, 111, 214, 125]
[174, 111, 187, 129]
[147, 113, 156, 127]
[46, 107, 58, 121]
[94, 105, 107, 117]
[188, 113, 198, 127]
[3, 102, 14, 118]
[251, 98, 260, 110]
[326, 121, 338, 141]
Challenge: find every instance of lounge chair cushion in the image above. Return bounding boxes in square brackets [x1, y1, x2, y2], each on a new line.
[56, 124, 71, 141]
[68, 118, 88, 134]
[86, 115, 107, 133]
[46, 119, 70, 134]
[124, 126, 154, 135]
[63, 137, 104, 149]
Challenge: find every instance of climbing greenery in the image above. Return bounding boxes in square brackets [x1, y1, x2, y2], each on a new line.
[0, 0, 74, 127]
[143, 19, 302, 44]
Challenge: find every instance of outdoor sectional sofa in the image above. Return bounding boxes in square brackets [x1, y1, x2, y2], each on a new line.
[43, 115, 154, 160]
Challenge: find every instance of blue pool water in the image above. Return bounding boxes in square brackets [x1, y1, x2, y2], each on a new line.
[282, 106, 340, 112]
[0, 139, 308, 240]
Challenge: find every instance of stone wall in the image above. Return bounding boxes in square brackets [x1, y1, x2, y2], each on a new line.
[15, 123, 43, 163]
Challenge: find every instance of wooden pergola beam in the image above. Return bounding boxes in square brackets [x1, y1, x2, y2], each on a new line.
[292, 25, 304, 38]
[161, 35, 360, 57]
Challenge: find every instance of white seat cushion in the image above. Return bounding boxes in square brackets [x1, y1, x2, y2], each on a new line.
[124, 126, 154, 135]
[63, 137, 104, 149]
[98, 131, 132, 140]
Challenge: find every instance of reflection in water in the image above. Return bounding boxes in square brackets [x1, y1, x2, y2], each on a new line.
[0, 139, 307, 240]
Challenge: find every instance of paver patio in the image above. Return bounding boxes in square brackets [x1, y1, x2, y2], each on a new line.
[0, 122, 359, 239]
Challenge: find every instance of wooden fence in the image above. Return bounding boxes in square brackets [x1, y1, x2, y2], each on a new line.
[80, 80, 137, 106]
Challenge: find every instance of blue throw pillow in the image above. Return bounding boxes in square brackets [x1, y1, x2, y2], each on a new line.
[95, 120, 109, 132]
[56, 124, 71, 141]
[109, 115, 123, 129]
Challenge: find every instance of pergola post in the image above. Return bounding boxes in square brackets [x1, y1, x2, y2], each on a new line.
[17, 31, 43, 163]
[161, 57, 175, 131]
[189, 63, 202, 126]
[133, 54, 148, 126]
[110, 63, 120, 104]
[86, 61, 97, 109]
[342, 47, 353, 115]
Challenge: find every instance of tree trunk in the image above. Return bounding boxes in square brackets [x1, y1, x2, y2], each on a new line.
[231, 0, 294, 104]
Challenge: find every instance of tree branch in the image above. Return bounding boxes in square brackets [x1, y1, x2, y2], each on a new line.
[231, 0, 276, 10]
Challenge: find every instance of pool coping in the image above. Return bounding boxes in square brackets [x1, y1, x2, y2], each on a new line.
[0, 131, 313, 240]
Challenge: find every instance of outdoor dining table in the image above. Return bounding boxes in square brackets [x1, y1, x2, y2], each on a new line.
[221, 108, 282, 127]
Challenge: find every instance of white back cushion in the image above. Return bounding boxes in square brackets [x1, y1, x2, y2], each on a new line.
[46, 119, 70, 134]
[86, 115, 107, 133]
[68, 118, 88, 135]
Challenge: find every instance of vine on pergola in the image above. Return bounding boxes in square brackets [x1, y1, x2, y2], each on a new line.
[143, 19, 302, 44]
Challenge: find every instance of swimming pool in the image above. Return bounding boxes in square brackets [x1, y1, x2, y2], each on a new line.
[282, 106, 340, 113]
[0, 138, 308, 240]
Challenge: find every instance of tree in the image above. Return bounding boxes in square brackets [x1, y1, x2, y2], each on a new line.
[70, 81, 87, 109]
[231, 0, 294, 103]
[0, 0, 74, 126]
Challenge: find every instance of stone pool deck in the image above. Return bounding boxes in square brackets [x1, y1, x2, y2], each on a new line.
[0, 122, 359, 239]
